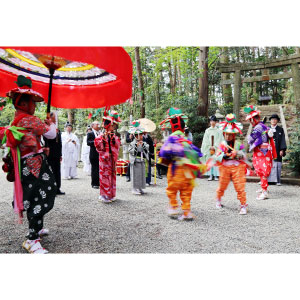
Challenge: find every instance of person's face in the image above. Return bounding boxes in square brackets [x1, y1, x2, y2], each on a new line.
[210, 120, 216, 127]
[250, 116, 260, 126]
[135, 134, 142, 141]
[224, 132, 234, 141]
[66, 126, 72, 133]
[87, 129, 92, 133]
[50, 115, 56, 123]
[270, 118, 278, 126]
[93, 122, 100, 131]
[107, 124, 114, 132]
[20, 99, 36, 115]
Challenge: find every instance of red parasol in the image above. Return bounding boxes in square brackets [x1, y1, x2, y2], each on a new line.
[0, 47, 132, 110]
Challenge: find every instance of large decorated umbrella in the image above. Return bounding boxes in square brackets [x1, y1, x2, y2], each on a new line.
[0, 47, 132, 111]
[138, 118, 156, 133]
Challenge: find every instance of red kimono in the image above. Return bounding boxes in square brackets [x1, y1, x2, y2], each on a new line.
[94, 132, 120, 200]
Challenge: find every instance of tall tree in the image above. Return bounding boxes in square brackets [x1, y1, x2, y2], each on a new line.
[198, 47, 209, 117]
[220, 47, 233, 104]
[134, 47, 145, 118]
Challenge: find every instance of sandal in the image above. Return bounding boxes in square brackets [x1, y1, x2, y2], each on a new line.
[22, 239, 49, 254]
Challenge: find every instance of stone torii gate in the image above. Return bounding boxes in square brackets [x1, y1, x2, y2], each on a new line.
[217, 53, 300, 120]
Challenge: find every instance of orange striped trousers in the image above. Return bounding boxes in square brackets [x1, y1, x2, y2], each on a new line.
[216, 164, 247, 205]
[166, 165, 194, 212]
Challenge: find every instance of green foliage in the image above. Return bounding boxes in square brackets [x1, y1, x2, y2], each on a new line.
[285, 120, 300, 176]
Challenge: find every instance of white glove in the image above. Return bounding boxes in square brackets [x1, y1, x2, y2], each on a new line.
[268, 128, 275, 138]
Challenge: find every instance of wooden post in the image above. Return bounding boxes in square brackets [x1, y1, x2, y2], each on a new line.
[291, 63, 300, 112]
[234, 69, 242, 120]
[279, 105, 290, 147]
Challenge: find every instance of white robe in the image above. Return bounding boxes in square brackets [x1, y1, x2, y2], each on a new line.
[61, 131, 80, 178]
[81, 135, 91, 175]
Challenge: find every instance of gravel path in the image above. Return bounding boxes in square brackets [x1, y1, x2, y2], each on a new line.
[0, 165, 299, 253]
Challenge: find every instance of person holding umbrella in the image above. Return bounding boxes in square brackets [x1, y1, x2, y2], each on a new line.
[128, 121, 149, 195]
[95, 110, 121, 203]
[0, 76, 57, 254]
[267, 114, 287, 186]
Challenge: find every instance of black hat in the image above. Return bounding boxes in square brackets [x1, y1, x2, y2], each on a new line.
[269, 114, 280, 121]
[65, 121, 73, 128]
[209, 115, 217, 122]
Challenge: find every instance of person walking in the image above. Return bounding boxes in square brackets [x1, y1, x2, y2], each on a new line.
[244, 105, 277, 200]
[87, 121, 101, 188]
[0, 75, 57, 254]
[201, 115, 224, 181]
[128, 121, 149, 195]
[44, 112, 65, 195]
[94, 110, 121, 203]
[61, 122, 80, 179]
[81, 126, 92, 176]
[267, 114, 287, 186]
[143, 132, 154, 186]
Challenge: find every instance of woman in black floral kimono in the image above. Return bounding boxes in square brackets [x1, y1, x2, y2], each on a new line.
[1, 76, 57, 253]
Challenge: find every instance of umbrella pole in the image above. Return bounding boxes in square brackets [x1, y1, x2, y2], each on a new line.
[47, 68, 55, 119]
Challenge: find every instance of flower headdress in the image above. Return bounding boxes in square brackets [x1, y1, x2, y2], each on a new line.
[218, 113, 243, 134]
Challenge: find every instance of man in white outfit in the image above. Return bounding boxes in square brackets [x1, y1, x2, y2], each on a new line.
[61, 122, 80, 179]
[81, 126, 92, 175]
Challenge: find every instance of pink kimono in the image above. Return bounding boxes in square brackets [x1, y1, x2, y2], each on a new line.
[94, 132, 120, 200]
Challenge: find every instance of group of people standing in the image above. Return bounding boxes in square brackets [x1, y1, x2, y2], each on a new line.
[0, 75, 288, 254]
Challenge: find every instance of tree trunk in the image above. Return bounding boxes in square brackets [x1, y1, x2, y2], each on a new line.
[252, 47, 257, 94]
[135, 47, 145, 118]
[67, 109, 75, 125]
[198, 47, 209, 117]
[291, 63, 300, 113]
[168, 62, 174, 94]
[177, 64, 182, 95]
[221, 47, 233, 104]
[233, 69, 242, 120]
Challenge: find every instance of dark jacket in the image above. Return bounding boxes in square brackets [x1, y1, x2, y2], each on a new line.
[126, 132, 134, 144]
[143, 134, 154, 160]
[87, 131, 99, 161]
[44, 129, 62, 162]
[272, 125, 287, 162]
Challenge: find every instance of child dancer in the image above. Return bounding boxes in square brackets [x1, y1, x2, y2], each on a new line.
[201, 115, 224, 181]
[214, 114, 248, 215]
[159, 108, 205, 221]
[0, 76, 57, 253]
[128, 121, 149, 195]
[94, 110, 121, 203]
[244, 105, 276, 200]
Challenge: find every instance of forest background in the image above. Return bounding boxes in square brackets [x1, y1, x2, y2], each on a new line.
[1, 46, 300, 174]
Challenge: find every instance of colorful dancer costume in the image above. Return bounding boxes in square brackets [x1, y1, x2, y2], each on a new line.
[159, 108, 205, 221]
[94, 110, 121, 203]
[128, 121, 149, 195]
[201, 115, 224, 181]
[0, 76, 57, 254]
[214, 114, 248, 215]
[244, 105, 277, 200]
